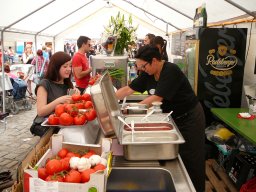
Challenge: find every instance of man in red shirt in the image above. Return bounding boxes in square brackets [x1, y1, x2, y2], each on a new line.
[72, 36, 92, 93]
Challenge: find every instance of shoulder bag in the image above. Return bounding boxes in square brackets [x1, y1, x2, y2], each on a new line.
[30, 116, 48, 137]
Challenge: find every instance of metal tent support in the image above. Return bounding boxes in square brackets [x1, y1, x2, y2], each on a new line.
[0, 0, 55, 133]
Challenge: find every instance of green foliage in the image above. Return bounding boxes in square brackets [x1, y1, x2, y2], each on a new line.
[104, 12, 137, 55]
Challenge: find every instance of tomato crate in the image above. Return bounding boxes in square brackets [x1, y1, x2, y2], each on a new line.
[23, 134, 112, 192]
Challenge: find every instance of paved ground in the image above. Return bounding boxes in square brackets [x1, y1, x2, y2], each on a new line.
[0, 100, 39, 191]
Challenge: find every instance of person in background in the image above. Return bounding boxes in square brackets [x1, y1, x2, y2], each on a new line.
[72, 36, 92, 93]
[86, 45, 96, 58]
[144, 33, 155, 45]
[35, 51, 79, 117]
[7, 46, 15, 64]
[70, 44, 76, 57]
[0, 48, 2, 67]
[4, 64, 18, 79]
[152, 36, 169, 61]
[22, 44, 34, 64]
[42, 46, 49, 63]
[116, 45, 205, 192]
[3, 49, 9, 63]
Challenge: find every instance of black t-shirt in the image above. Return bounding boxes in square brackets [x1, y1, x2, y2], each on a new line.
[129, 62, 198, 117]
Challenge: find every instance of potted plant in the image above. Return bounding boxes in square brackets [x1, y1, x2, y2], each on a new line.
[103, 12, 137, 56]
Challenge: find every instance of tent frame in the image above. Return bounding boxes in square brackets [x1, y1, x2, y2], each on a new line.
[0, 0, 254, 132]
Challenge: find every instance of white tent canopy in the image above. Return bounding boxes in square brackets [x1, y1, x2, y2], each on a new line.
[0, 0, 256, 113]
[1, 0, 256, 40]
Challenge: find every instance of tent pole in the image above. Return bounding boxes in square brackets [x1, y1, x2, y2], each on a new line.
[224, 0, 256, 18]
[1, 31, 6, 115]
[0, 1, 55, 131]
[121, 0, 181, 30]
[4, 30, 53, 38]
[155, 0, 193, 20]
[0, 31, 7, 132]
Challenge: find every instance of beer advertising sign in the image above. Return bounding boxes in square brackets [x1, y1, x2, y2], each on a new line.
[196, 28, 247, 124]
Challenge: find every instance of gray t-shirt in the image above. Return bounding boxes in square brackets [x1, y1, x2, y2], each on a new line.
[36, 79, 69, 104]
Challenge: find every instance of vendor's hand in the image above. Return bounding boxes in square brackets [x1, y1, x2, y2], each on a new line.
[57, 95, 72, 104]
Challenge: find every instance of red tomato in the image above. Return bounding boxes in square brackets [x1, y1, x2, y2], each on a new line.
[82, 150, 95, 158]
[85, 109, 97, 121]
[48, 114, 59, 125]
[55, 104, 65, 117]
[65, 104, 78, 117]
[60, 158, 70, 171]
[45, 159, 62, 175]
[64, 170, 81, 183]
[81, 93, 91, 101]
[71, 94, 82, 102]
[66, 152, 81, 158]
[81, 169, 96, 183]
[38, 167, 48, 180]
[57, 148, 69, 159]
[93, 164, 106, 172]
[45, 175, 64, 182]
[59, 113, 73, 126]
[84, 101, 93, 109]
[73, 114, 87, 125]
[75, 102, 84, 110]
[88, 79, 95, 86]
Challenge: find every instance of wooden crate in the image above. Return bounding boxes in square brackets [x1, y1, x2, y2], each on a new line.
[205, 159, 238, 192]
[11, 128, 53, 192]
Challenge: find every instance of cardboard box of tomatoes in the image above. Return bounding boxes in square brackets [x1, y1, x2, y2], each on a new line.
[23, 134, 112, 192]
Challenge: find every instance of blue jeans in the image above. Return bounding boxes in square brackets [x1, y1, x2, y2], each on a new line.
[8, 56, 14, 63]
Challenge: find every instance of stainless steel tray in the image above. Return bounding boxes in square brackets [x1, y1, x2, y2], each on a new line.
[90, 73, 121, 136]
[90, 73, 185, 160]
[41, 118, 87, 127]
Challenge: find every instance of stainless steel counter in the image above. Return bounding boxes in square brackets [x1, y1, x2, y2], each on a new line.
[110, 155, 196, 192]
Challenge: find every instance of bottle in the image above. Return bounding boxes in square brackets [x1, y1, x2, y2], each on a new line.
[199, 3, 207, 28]
[129, 65, 137, 82]
[193, 7, 201, 28]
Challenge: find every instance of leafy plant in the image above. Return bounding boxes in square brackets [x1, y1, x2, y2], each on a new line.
[103, 12, 137, 55]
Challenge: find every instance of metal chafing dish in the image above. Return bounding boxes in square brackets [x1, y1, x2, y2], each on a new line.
[90, 73, 185, 160]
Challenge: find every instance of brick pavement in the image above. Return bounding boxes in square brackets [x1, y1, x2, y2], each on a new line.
[0, 102, 40, 185]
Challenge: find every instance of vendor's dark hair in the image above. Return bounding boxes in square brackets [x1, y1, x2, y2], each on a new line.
[153, 36, 168, 61]
[135, 45, 161, 63]
[44, 51, 73, 88]
[77, 36, 91, 48]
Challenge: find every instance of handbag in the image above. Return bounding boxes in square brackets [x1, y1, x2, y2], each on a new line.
[30, 116, 48, 137]
[32, 73, 40, 85]
[33, 57, 46, 84]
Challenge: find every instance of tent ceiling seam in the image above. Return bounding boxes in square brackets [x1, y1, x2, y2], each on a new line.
[112, 3, 166, 33]
[3, 0, 56, 32]
[224, 0, 256, 18]
[121, 0, 181, 30]
[154, 0, 193, 20]
[36, 0, 95, 35]
[54, 6, 106, 38]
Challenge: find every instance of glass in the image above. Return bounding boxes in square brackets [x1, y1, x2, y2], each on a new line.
[67, 88, 76, 96]
[135, 62, 149, 70]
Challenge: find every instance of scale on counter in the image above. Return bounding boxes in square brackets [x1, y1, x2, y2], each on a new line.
[90, 55, 128, 89]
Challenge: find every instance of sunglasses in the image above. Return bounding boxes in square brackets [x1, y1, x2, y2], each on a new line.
[135, 62, 149, 70]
